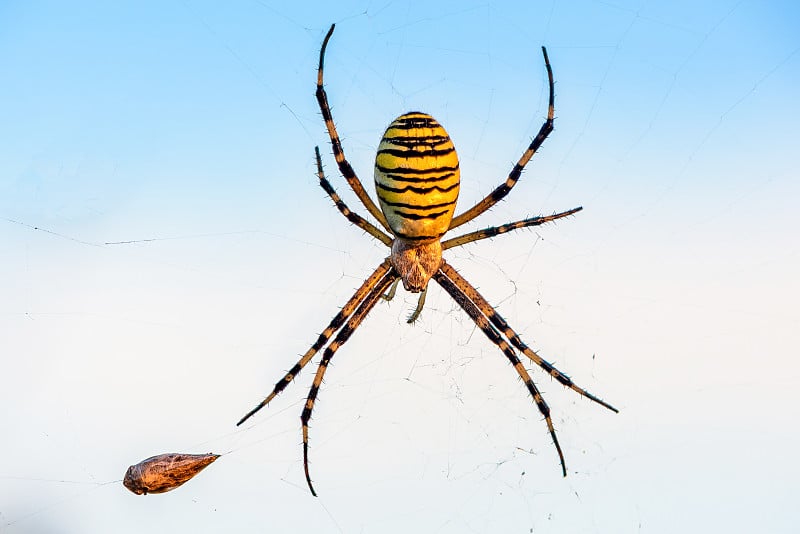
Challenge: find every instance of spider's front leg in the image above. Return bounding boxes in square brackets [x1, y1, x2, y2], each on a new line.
[433, 267, 568, 475]
[301, 268, 398, 496]
[237, 259, 393, 426]
[439, 262, 618, 413]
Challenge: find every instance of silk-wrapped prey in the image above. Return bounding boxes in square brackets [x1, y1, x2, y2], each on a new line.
[123, 452, 219, 495]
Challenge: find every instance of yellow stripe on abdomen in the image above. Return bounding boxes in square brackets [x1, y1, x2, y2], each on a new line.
[374, 112, 460, 240]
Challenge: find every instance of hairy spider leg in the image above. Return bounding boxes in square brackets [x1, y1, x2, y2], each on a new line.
[315, 146, 392, 246]
[442, 207, 582, 250]
[448, 46, 555, 231]
[301, 268, 398, 495]
[433, 268, 568, 476]
[316, 24, 391, 232]
[440, 261, 617, 413]
[237, 259, 393, 426]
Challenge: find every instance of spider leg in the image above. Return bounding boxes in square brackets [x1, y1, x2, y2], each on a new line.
[442, 207, 582, 250]
[432, 268, 568, 476]
[317, 24, 392, 233]
[237, 258, 393, 426]
[302, 268, 398, 496]
[448, 46, 555, 231]
[315, 146, 393, 246]
[440, 262, 618, 413]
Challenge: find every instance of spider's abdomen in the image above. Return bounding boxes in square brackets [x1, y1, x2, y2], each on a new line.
[375, 112, 460, 240]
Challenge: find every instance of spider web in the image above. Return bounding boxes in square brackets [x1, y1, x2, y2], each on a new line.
[1, 1, 799, 533]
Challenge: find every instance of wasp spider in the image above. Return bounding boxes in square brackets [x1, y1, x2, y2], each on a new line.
[239, 24, 617, 496]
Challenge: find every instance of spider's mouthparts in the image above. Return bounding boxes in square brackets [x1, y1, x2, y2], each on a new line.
[390, 238, 442, 292]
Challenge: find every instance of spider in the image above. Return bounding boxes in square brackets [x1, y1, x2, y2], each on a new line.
[238, 24, 617, 496]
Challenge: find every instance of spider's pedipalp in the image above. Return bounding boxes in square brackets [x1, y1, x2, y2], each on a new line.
[237, 259, 393, 427]
[301, 268, 398, 496]
[440, 262, 618, 414]
[382, 278, 401, 302]
[433, 268, 568, 476]
[406, 286, 427, 323]
[380, 278, 428, 323]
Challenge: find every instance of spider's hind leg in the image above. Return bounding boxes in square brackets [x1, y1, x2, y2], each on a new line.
[448, 46, 555, 231]
[315, 146, 392, 247]
[316, 24, 391, 233]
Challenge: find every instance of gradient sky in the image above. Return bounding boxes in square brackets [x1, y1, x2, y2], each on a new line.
[2, 1, 799, 532]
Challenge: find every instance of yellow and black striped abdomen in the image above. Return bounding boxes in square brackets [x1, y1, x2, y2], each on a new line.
[375, 112, 460, 240]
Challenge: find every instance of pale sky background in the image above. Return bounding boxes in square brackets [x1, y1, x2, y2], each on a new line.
[1, 1, 799, 532]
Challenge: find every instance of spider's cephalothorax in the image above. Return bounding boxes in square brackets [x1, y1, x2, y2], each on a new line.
[375, 112, 460, 292]
[239, 23, 617, 497]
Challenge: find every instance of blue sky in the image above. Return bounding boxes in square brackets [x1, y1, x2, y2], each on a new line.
[2, 1, 799, 532]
